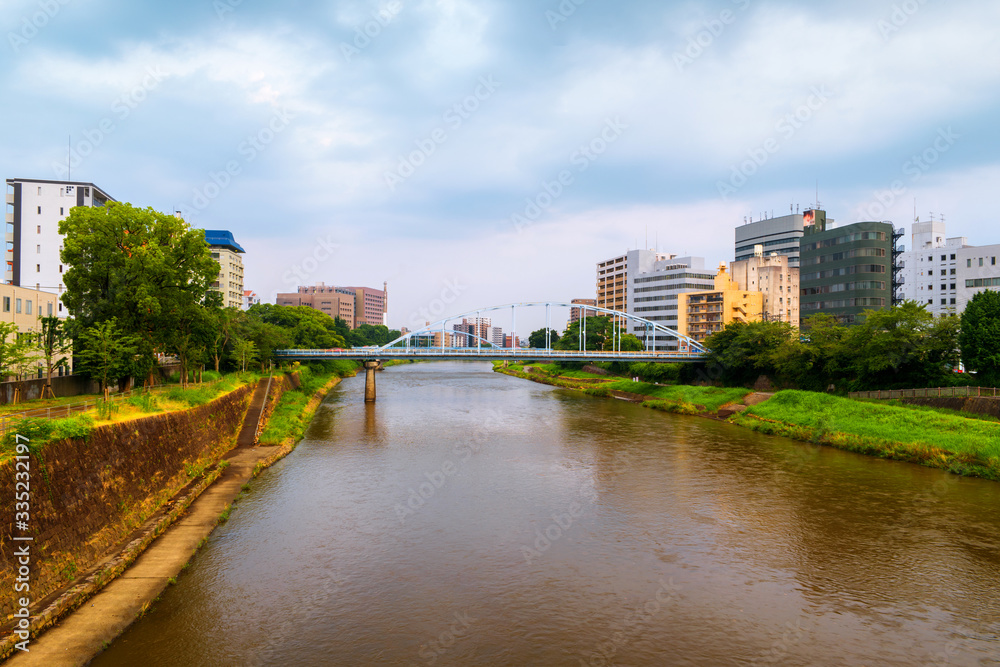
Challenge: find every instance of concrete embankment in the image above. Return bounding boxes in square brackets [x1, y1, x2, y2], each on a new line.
[1, 370, 348, 665]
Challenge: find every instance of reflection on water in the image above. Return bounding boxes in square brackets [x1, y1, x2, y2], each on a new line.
[94, 362, 1000, 666]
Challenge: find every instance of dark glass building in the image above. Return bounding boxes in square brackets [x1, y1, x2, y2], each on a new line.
[799, 219, 895, 325]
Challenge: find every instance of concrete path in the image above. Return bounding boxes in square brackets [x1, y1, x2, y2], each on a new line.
[6, 444, 280, 667]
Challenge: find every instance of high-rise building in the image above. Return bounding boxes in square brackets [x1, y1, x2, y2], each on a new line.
[346, 285, 388, 327]
[204, 230, 245, 310]
[5, 178, 115, 315]
[900, 219, 1000, 316]
[277, 282, 356, 328]
[569, 298, 597, 326]
[730, 249, 800, 325]
[490, 326, 504, 347]
[623, 252, 716, 350]
[799, 219, 896, 325]
[735, 209, 831, 269]
[676, 264, 764, 343]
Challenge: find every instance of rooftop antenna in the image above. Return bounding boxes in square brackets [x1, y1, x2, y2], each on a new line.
[914, 198, 918, 223]
[815, 179, 821, 210]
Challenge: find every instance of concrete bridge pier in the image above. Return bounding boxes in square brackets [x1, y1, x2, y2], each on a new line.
[364, 361, 380, 402]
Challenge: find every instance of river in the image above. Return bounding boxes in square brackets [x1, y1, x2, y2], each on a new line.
[93, 361, 1000, 666]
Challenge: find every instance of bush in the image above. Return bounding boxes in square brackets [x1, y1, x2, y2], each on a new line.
[126, 392, 160, 413]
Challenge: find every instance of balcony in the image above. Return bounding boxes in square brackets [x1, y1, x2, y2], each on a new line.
[6, 194, 13, 205]
[5, 213, 12, 224]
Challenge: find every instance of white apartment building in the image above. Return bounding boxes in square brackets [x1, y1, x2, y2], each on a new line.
[5, 178, 115, 315]
[204, 230, 246, 309]
[597, 249, 715, 351]
[900, 220, 1000, 316]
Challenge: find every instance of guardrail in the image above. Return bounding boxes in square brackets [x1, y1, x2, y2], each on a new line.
[0, 378, 227, 439]
[850, 386, 1000, 400]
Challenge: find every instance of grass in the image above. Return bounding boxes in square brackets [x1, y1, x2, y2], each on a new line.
[734, 390, 1000, 479]
[526, 363, 611, 380]
[258, 362, 359, 445]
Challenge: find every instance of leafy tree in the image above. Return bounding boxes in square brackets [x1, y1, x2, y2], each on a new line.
[555, 316, 643, 352]
[960, 290, 1000, 386]
[37, 316, 72, 398]
[348, 323, 401, 348]
[0, 323, 33, 399]
[60, 202, 220, 382]
[231, 336, 258, 372]
[702, 320, 797, 387]
[248, 304, 347, 349]
[528, 328, 561, 349]
[77, 319, 139, 400]
[208, 307, 242, 373]
[772, 314, 848, 391]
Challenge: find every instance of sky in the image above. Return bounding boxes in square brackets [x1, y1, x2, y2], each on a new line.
[2, 0, 999, 336]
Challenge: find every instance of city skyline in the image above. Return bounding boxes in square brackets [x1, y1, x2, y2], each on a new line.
[3, 0, 999, 333]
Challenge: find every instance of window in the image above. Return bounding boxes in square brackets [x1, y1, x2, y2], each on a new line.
[928, 256, 933, 261]
[929, 270, 934, 275]
[26, 300, 32, 315]
[36, 264, 40, 272]
[980, 258, 985, 267]
[941, 255, 947, 261]
[941, 299, 947, 305]
[15, 298, 21, 313]
[36, 245, 40, 254]
[2, 297, 8, 312]
[951, 284, 956, 290]
[951, 254, 956, 260]
[47, 302, 52, 316]
[994, 257, 997, 266]
[37, 206, 41, 214]
[59, 302, 63, 312]
[941, 285, 947, 291]
[60, 207, 64, 216]
[36, 225, 40, 234]
[951, 269, 956, 275]
[967, 259, 972, 267]
[928, 299, 933, 305]
[59, 265, 62, 273]
[951, 298, 956, 305]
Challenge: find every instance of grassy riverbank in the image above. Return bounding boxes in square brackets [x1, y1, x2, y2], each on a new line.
[258, 361, 359, 445]
[497, 361, 1000, 482]
[733, 391, 1000, 480]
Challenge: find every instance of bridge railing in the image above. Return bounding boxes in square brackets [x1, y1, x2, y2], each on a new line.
[849, 386, 1000, 400]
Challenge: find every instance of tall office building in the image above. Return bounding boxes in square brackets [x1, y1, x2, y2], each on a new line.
[735, 209, 831, 269]
[346, 285, 388, 327]
[5, 178, 115, 315]
[277, 283, 357, 328]
[730, 249, 800, 325]
[569, 298, 597, 326]
[204, 230, 245, 310]
[799, 219, 896, 324]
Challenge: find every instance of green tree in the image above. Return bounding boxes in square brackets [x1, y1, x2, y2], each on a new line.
[209, 307, 242, 373]
[348, 323, 401, 348]
[248, 304, 348, 349]
[0, 323, 33, 401]
[231, 336, 258, 373]
[960, 290, 1000, 386]
[528, 328, 561, 349]
[555, 316, 642, 352]
[701, 320, 797, 387]
[60, 202, 220, 382]
[37, 316, 72, 398]
[772, 314, 848, 391]
[77, 319, 139, 400]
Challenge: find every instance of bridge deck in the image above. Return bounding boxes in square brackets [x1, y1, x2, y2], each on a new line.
[274, 349, 706, 362]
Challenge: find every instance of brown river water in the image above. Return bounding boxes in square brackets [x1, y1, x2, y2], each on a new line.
[92, 361, 1000, 666]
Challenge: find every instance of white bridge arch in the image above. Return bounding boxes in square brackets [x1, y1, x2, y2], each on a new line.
[382, 302, 707, 355]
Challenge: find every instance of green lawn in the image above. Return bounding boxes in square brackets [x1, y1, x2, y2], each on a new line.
[601, 381, 750, 411]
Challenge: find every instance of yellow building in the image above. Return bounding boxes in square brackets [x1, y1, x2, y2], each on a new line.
[677, 264, 764, 343]
[0, 283, 69, 378]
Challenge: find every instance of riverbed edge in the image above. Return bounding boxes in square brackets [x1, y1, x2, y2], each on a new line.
[494, 365, 1000, 483]
[0, 371, 351, 664]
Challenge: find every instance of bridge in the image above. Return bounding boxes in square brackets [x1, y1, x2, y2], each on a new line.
[274, 302, 709, 401]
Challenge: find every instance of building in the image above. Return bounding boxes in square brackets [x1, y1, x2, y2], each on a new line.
[799, 219, 896, 325]
[676, 264, 764, 343]
[5, 178, 115, 315]
[277, 283, 356, 328]
[569, 298, 597, 326]
[204, 230, 245, 309]
[617, 250, 716, 350]
[0, 283, 69, 377]
[730, 249, 800, 325]
[346, 284, 388, 327]
[503, 334, 520, 349]
[898, 219, 1000, 317]
[452, 317, 492, 347]
[735, 209, 830, 269]
[242, 289, 260, 311]
[490, 326, 504, 348]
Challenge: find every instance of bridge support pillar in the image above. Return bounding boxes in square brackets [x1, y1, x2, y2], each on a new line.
[364, 361, 380, 402]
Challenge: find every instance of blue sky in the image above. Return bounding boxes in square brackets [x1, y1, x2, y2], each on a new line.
[2, 0, 999, 334]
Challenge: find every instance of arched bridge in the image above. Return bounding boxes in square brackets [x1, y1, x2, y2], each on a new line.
[274, 302, 710, 401]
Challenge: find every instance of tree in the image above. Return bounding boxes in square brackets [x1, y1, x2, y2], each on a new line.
[37, 316, 72, 398]
[209, 307, 242, 373]
[702, 320, 797, 387]
[960, 290, 1000, 387]
[0, 322, 32, 387]
[60, 202, 220, 382]
[77, 319, 138, 400]
[555, 316, 642, 352]
[231, 336, 258, 373]
[528, 328, 561, 349]
[248, 304, 348, 349]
